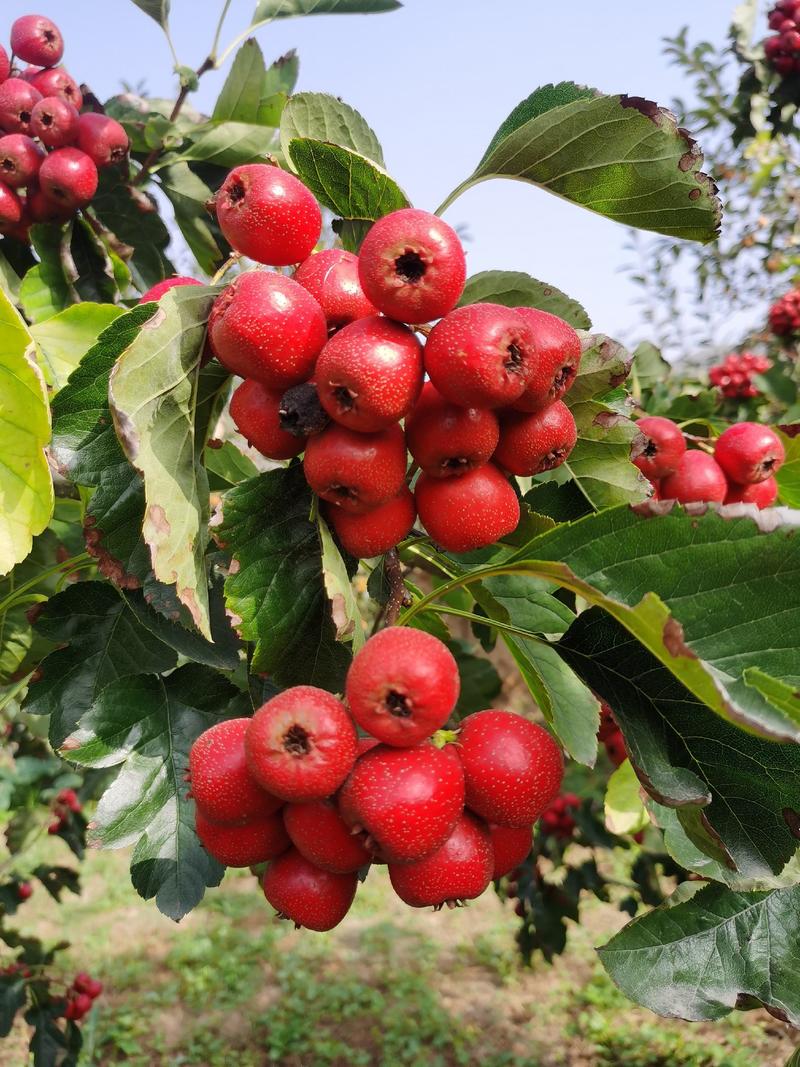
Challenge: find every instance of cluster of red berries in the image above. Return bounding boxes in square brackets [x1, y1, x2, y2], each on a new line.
[708, 352, 771, 400]
[768, 287, 800, 338]
[0, 13, 128, 239]
[539, 793, 581, 840]
[62, 971, 102, 1022]
[47, 786, 81, 834]
[634, 416, 785, 508]
[189, 626, 564, 930]
[765, 0, 800, 75]
[598, 702, 626, 767]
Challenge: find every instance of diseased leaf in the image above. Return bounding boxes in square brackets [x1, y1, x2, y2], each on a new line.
[562, 402, 648, 510]
[458, 270, 591, 329]
[568, 334, 634, 405]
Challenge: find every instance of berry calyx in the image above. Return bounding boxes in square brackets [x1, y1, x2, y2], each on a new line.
[294, 248, 377, 327]
[512, 308, 583, 411]
[303, 422, 408, 514]
[415, 463, 520, 553]
[714, 422, 785, 484]
[38, 147, 97, 209]
[632, 416, 686, 480]
[493, 400, 577, 476]
[262, 847, 358, 931]
[76, 112, 129, 167]
[188, 717, 282, 825]
[230, 379, 306, 461]
[10, 15, 64, 67]
[138, 276, 202, 303]
[195, 808, 290, 867]
[278, 382, 330, 437]
[0, 78, 42, 135]
[0, 134, 43, 187]
[30, 96, 79, 148]
[283, 799, 372, 873]
[659, 451, 728, 504]
[326, 486, 416, 558]
[388, 812, 493, 909]
[724, 476, 779, 508]
[490, 824, 533, 879]
[405, 381, 500, 478]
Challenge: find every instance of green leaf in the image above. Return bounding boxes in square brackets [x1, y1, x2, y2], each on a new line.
[213, 40, 267, 123]
[318, 515, 365, 651]
[204, 440, 259, 491]
[163, 122, 275, 169]
[91, 170, 174, 292]
[280, 92, 385, 165]
[159, 163, 226, 275]
[109, 286, 219, 638]
[599, 882, 800, 1025]
[30, 303, 124, 393]
[631, 341, 670, 393]
[568, 334, 634, 406]
[476, 574, 575, 635]
[251, 0, 400, 20]
[645, 801, 754, 887]
[523, 481, 593, 523]
[288, 139, 408, 221]
[439, 83, 721, 242]
[0, 289, 53, 577]
[449, 640, 501, 716]
[216, 465, 352, 691]
[130, 0, 170, 29]
[457, 270, 591, 330]
[776, 430, 800, 508]
[19, 224, 73, 323]
[330, 217, 373, 254]
[562, 402, 648, 510]
[605, 759, 649, 835]
[263, 50, 299, 96]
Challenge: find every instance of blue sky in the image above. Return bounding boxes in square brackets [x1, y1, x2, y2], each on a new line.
[6, 0, 738, 344]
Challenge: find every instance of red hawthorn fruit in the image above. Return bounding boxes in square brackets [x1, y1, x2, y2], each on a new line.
[10, 15, 64, 67]
[724, 476, 779, 508]
[56, 788, 81, 813]
[708, 352, 770, 401]
[512, 308, 582, 411]
[0, 46, 9, 85]
[769, 288, 800, 337]
[73, 973, 102, 999]
[303, 422, 408, 514]
[195, 808, 290, 867]
[216, 163, 321, 266]
[0, 182, 23, 231]
[66, 992, 93, 1020]
[30, 96, 79, 148]
[76, 112, 129, 167]
[493, 400, 577, 477]
[388, 812, 494, 908]
[357, 736, 380, 757]
[315, 315, 424, 432]
[659, 451, 728, 504]
[0, 79, 42, 135]
[457, 710, 563, 827]
[326, 486, 416, 558]
[345, 626, 460, 747]
[38, 147, 98, 209]
[26, 186, 71, 223]
[30, 68, 82, 111]
[283, 799, 372, 873]
[713, 423, 786, 485]
[138, 276, 203, 303]
[339, 741, 465, 862]
[208, 271, 327, 389]
[632, 416, 686, 480]
[262, 847, 357, 931]
[189, 717, 282, 825]
[0, 134, 43, 187]
[424, 303, 536, 408]
[16, 881, 33, 901]
[597, 701, 618, 743]
[415, 463, 520, 553]
[230, 379, 306, 460]
[405, 381, 500, 478]
[490, 824, 533, 879]
[357, 207, 466, 324]
[604, 729, 627, 768]
[294, 248, 377, 327]
[245, 686, 358, 802]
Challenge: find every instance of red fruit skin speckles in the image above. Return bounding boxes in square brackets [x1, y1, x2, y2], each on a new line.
[0, 134, 43, 187]
[0, 46, 10, 85]
[230, 379, 306, 461]
[345, 626, 460, 747]
[490, 824, 533, 879]
[189, 718, 282, 826]
[262, 848, 358, 931]
[304, 422, 408, 514]
[283, 799, 372, 873]
[11, 15, 64, 67]
[315, 316, 424, 432]
[388, 812, 494, 908]
[632, 416, 686, 480]
[38, 147, 97, 209]
[339, 742, 465, 862]
[458, 710, 564, 827]
[724, 476, 779, 508]
[30, 96, 80, 148]
[713, 422, 786, 485]
[660, 451, 727, 504]
[76, 112, 129, 167]
[195, 808, 290, 867]
[493, 400, 577, 477]
[294, 248, 377, 327]
[415, 463, 520, 553]
[30, 68, 82, 111]
[405, 381, 499, 478]
[326, 486, 416, 559]
[208, 271, 327, 390]
[0, 79, 42, 135]
[512, 308, 582, 412]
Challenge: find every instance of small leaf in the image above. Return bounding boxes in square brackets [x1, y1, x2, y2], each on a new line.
[458, 270, 591, 329]
[19, 224, 73, 323]
[204, 440, 259, 490]
[318, 515, 365, 651]
[288, 139, 408, 221]
[30, 303, 124, 392]
[213, 40, 267, 123]
[562, 402, 648, 510]
[605, 759, 649, 835]
[631, 340, 670, 393]
[159, 163, 226, 275]
[449, 640, 501, 716]
[130, 0, 170, 28]
[250, 0, 400, 20]
[280, 92, 385, 165]
[263, 50, 299, 96]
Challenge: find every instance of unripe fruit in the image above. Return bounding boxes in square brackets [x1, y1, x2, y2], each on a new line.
[294, 248, 377, 327]
[458, 710, 563, 827]
[345, 626, 460, 747]
[138, 276, 202, 303]
[0, 79, 42, 135]
[10, 15, 64, 67]
[0, 182, 22, 231]
[713, 422, 785, 484]
[304, 422, 407, 514]
[388, 812, 493, 909]
[26, 185, 71, 223]
[38, 147, 98, 209]
[424, 303, 536, 408]
[315, 315, 423, 431]
[490, 824, 533, 879]
[30, 96, 79, 148]
[326, 486, 415, 558]
[632, 415, 686, 480]
[208, 271, 327, 389]
[188, 717, 282, 825]
[195, 808, 289, 867]
[30, 68, 82, 111]
[262, 847, 357, 931]
[0, 46, 9, 85]
[660, 451, 729, 504]
[415, 463, 520, 553]
[283, 799, 372, 873]
[76, 111, 129, 167]
[512, 308, 582, 411]
[357, 208, 466, 323]
[724, 476, 779, 508]
[493, 400, 577, 477]
[405, 381, 499, 478]
[230, 379, 306, 460]
[245, 686, 358, 802]
[216, 164, 321, 265]
[0, 134, 43, 187]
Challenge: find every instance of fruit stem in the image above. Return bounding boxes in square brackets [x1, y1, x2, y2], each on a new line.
[373, 548, 408, 630]
[210, 252, 241, 285]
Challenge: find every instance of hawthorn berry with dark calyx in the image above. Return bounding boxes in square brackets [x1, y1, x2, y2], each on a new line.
[294, 248, 377, 327]
[278, 382, 330, 438]
[345, 627, 460, 747]
[490, 824, 533, 879]
[303, 422, 408, 514]
[458, 709, 564, 828]
[215, 163, 321, 266]
[38, 147, 97, 208]
[30, 67, 82, 110]
[512, 308, 582, 411]
[30, 95, 79, 148]
[631, 415, 686, 480]
[388, 812, 494, 909]
[0, 181, 22, 231]
[713, 423, 786, 485]
[262, 847, 358, 931]
[138, 276, 202, 303]
[0, 134, 43, 187]
[357, 207, 466, 324]
[405, 381, 500, 478]
[195, 808, 290, 867]
[283, 798, 372, 873]
[11, 15, 64, 67]
[315, 315, 424, 432]
[326, 486, 416, 559]
[76, 111, 129, 167]
[0, 78, 42, 134]
[660, 451, 728, 504]
[415, 463, 520, 553]
[424, 303, 536, 408]
[493, 400, 577, 477]
[339, 741, 465, 862]
[230, 379, 306, 461]
[188, 717, 282, 826]
[725, 476, 779, 508]
[245, 686, 358, 802]
[208, 271, 327, 389]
